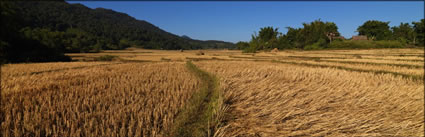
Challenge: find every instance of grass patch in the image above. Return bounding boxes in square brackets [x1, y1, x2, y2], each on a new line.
[168, 61, 225, 137]
[329, 40, 406, 49]
[94, 55, 118, 61]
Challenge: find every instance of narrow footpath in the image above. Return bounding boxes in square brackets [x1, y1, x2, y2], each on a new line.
[168, 61, 224, 137]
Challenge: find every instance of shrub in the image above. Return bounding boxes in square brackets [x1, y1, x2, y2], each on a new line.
[329, 40, 370, 49]
[242, 46, 257, 53]
[94, 55, 117, 61]
[329, 40, 405, 49]
[374, 40, 405, 48]
[304, 39, 326, 50]
[304, 43, 322, 50]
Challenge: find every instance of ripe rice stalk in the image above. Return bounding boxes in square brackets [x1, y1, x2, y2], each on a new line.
[1, 62, 201, 137]
[196, 61, 424, 137]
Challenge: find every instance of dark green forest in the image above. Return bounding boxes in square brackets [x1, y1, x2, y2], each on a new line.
[237, 19, 424, 52]
[0, 1, 235, 63]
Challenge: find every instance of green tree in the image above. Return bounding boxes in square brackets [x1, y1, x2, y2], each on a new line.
[357, 20, 392, 40]
[277, 20, 339, 49]
[236, 41, 250, 50]
[245, 32, 260, 53]
[391, 23, 414, 44]
[258, 27, 279, 50]
[282, 27, 302, 49]
[412, 19, 425, 46]
[299, 20, 340, 48]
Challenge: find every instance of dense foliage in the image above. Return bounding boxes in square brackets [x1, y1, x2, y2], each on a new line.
[357, 20, 392, 41]
[0, 1, 235, 63]
[412, 19, 425, 46]
[391, 23, 414, 43]
[0, 2, 71, 63]
[239, 19, 424, 52]
[241, 20, 341, 52]
[236, 41, 250, 50]
[329, 40, 405, 49]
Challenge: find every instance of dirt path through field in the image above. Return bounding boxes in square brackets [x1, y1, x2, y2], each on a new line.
[168, 61, 225, 137]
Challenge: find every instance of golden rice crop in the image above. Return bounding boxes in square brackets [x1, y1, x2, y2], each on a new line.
[275, 59, 424, 77]
[1, 48, 423, 137]
[196, 61, 424, 137]
[319, 58, 424, 66]
[1, 62, 114, 77]
[304, 48, 424, 55]
[1, 62, 200, 137]
[274, 48, 424, 62]
[226, 54, 423, 78]
[361, 55, 424, 62]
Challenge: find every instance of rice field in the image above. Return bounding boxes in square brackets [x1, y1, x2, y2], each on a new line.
[196, 61, 423, 136]
[1, 62, 201, 136]
[1, 48, 424, 136]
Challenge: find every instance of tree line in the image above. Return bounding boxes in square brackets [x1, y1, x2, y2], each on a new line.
[237, 19, 424, 52]
[1, 1, 423, 63]
[0, 1, 235, 63]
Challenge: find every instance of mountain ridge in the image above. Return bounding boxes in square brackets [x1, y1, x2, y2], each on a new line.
[18, 1, 235, 50]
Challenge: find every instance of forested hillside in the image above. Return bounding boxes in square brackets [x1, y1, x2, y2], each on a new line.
[0, 1, 234, 63]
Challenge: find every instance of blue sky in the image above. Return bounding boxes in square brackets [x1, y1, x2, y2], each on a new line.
[68, 1, 424, 43]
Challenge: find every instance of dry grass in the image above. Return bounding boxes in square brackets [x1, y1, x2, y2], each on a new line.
[319, 58, 424, 66]
[1, 62, 200, 136]
[65, 48, 424, 63]
[66, 48, 238, 62]
[273, 49, 425, 62]
[1, 62, 114, 77]
[274, 59, 424, 78]
[196, 61, 424, 137]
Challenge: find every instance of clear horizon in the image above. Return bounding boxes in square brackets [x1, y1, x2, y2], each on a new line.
[68, 1, 424, 43]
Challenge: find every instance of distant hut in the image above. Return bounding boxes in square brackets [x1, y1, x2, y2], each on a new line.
[352, 35, 368, 40]
[271, 48, 279, 52]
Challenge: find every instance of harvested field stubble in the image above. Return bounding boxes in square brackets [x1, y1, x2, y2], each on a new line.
[1, 48, 424, 137]
[274, 59, 424, 79]
[1, 62, 200, 137]
[196, 61, 424, 137]
[320, 58, 424, 67]
[1, 62, 114, 77]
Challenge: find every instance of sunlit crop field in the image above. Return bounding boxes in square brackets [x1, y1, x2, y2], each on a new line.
[1, 48, 424, 136]
[1, 62, 200, 136]
[196, 61, 424, 136]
